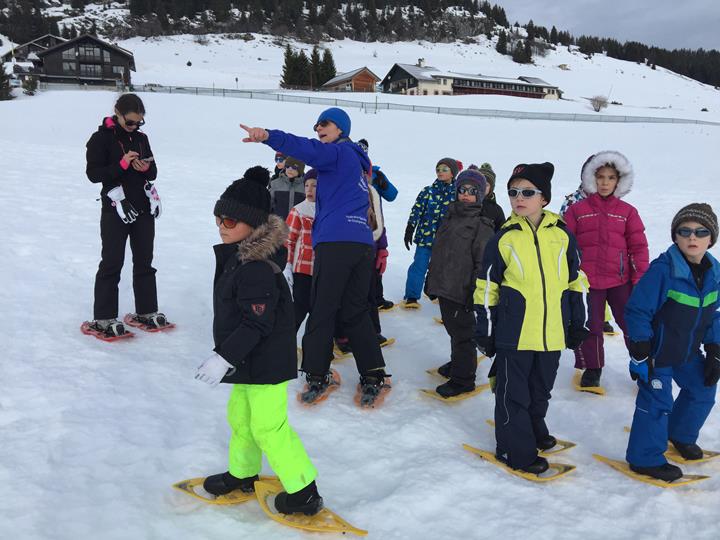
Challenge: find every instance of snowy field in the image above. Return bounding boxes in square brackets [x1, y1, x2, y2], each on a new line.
[1, 89, 719, 540]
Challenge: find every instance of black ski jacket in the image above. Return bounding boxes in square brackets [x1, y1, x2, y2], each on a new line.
[212, 215, 297, 385]
[85, 116, 157, 212]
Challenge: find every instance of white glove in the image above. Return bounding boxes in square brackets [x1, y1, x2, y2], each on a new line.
[107, 185, 139, 224]
[195, 352, 234, 387]
[144, 181, 162, 219]
[283, 263, 294, 288]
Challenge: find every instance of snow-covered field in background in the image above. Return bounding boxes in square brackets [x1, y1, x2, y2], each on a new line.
[119, 33, 720, 122]
[1, 89, 719, 540]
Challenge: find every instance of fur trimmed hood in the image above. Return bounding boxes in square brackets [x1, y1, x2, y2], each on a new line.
[236, 214, 288, 263]
[580, 151, 634, 199]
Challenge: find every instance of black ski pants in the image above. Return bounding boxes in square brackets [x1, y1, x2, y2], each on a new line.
[302, 242, 385, 376]
[494, 349, 561, 469]
[293, 273, 313, 333]
[375, 272, 386, 305]
[439, 297, 477, 386]
[93, 210, 157, 320]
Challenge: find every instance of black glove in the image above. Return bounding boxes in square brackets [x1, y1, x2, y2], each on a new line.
[404, 223, 415, 251]
[488, 359, 498, 393]
[476, 335, 496, 359]
[704, 343, 720, 387]
[566, 326, 590, 349]
[374, 169, 389, 191]
[628, 340, 652, 361]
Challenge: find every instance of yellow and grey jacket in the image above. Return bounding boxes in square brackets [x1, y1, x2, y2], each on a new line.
[474, 210, 589, 351]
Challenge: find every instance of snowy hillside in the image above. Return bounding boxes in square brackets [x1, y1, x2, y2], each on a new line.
[116, 33, 720, 121]
[1, 88, 719, 540]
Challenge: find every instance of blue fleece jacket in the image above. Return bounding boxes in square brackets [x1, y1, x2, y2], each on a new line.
[624, 244, 720, 368]
[264, 129, 373, 247]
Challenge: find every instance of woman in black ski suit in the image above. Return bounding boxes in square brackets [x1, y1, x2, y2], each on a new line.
[84, 93, 169, 337]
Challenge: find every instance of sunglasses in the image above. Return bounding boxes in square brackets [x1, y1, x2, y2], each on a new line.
[508, 188, 543, 199]
[436, 165, 451, 173]
[275, 157, 286, 163]
[286, 164, 300, 171]
[676, 227, 712, 238]
[314, 120, 331, 130]
[458, 186, 480, 196]
[216, 216, 239, 229]
[123, 116, 145, 127]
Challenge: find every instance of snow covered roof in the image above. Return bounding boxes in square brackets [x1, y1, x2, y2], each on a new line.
[393, 63, 442, 81]
[38, 34, 134, 60]
[518, 76, 556, 88]
[384, 62, 557, 89]
[322, 67, 380, 87]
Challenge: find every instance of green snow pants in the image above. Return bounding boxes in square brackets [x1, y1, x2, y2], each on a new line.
[227, 381, 317, 494]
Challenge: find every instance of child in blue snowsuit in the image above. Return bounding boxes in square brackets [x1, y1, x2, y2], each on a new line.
[625, 203, 720, 482]
[402, 158, 459, 308]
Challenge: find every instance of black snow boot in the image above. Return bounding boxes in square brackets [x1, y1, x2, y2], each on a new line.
[300, 373, 332, 404]
[629, 463, 683, 482]
[203, 471, 259, 496]
[378, 299, 395, 311]
[93, 319, 127, 338]
[497, 453, 549, 475]
[603, 321, 615, 334]
[670, 440, 704, 461]
[136, 312, 169, 329]
[358, 372, 389, 407]
[435, 380, 475, 398]
[274, 481, 324, 516]
[377, 334, 389, 346]
[537, 435, 557, 451]
[580, 368, 602, 387]
[437, 361, 452, 378]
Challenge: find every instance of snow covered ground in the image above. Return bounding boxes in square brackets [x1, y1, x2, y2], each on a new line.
[1, 89, 719, 540]
[119, 33, 720, 122]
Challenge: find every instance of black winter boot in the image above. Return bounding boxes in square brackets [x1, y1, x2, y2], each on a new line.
[629, 463, 683, 482]
[537, 435, 557, 451]
[378, 300, 395, 311]
[603, 321, 616, 334]
[437, 362, 452, 378]
[274, 481, 324, 516]
[300, 373, 332, 404]
[580, 368, 602, 387]
[496, 453, 549, 475]
[136, 312, 169, 329]
[334, 338, 352, 354]
[358, 372, 389, 407]
[670, 440, 704, 461]
[203, 472, 259, 496]
[436, 380, 475, 398]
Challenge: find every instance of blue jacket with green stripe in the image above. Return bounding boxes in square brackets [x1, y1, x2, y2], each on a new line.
[625, 244, 720, 368]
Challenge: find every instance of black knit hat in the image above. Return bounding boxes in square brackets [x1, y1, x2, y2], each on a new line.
[508, 162, 555, 205]
[437, 157, 459, 178]
[671, 203, 718, 248]
[214, 166, 271, 227]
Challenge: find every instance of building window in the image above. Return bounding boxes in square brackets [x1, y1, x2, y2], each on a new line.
[112, 65, 125, 76]
[62, 62, 76, 73]
[434, 90, 439, 95]
[423, 90, 428, 95]
[103, 50, 111, 63]
[62, 48, 76, 60]
[80, 63, 103, 77]
[79, 45, 101, 60]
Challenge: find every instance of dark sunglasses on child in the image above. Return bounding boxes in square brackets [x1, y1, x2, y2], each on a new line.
[314, 120, 331, 130]
[216, 216, 239, 229]
[458, 185, 480, 196]
[123, 116, 145, 127]
[275, 157, 286, 163]
[508, 188, 543, 199]
[676, 227, 711, 238]
[286, 164, 300, 170]
[436, 165, 451, 173]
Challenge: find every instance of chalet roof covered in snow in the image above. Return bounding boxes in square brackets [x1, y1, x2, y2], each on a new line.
[322, 66, 380, 87]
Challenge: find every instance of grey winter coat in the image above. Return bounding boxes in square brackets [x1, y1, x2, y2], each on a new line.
[425, 201, 495, 307]
[269, 173, 306, 220]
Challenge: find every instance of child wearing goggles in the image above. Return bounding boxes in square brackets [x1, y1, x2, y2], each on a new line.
[624, 203, 720, 482]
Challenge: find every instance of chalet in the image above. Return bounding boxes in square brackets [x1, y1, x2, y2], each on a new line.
[321, 67, 380, 92]
[381, 60, 560, 99]
[0, 34, 66, 64]
[35, 34, 135, 86]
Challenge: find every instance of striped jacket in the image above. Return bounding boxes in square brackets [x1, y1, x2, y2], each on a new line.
[285, 199, 315, 276]
[474, 211, 589, 351]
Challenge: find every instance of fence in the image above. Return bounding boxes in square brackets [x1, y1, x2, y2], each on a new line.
[38, 82, 720, 127]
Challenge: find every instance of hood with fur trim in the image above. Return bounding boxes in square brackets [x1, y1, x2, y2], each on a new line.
[580, 150, 634, 199]
[236, 214, 288, 263]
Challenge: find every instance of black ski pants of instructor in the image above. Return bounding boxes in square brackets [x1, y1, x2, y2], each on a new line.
[302, 242, 385, 376]
[94, 209, 157, 320]
[494, 349, 560, 469]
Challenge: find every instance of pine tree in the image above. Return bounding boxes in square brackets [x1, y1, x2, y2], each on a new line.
[550, 25, 557, 44]
[524, 38, 532, 63]
[495, 30, 507, 55]
[0, 64, 14, 101]
[310, 45, 321, 89]
[512, 40, 528, 64]
[319, 48, 336, 85]
[280, 44, 295, 88]
[296, 49, 311, 87]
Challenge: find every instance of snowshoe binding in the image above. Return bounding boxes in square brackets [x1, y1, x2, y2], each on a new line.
[355, 372, 392, 408]
[298, 370, 341, 406]
[81, 319, 133, 341]
[203, 472, 259, 496]
[273, 481, 324, 516]
[124, 312, 175, 332]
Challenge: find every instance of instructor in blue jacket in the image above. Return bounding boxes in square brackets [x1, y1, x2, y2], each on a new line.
[240, 108, 388, 407]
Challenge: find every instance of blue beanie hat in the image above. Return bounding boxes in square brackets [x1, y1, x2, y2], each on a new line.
[315, 107, 351, 137]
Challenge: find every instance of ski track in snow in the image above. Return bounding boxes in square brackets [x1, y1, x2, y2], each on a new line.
[1, 90, 719, 540]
